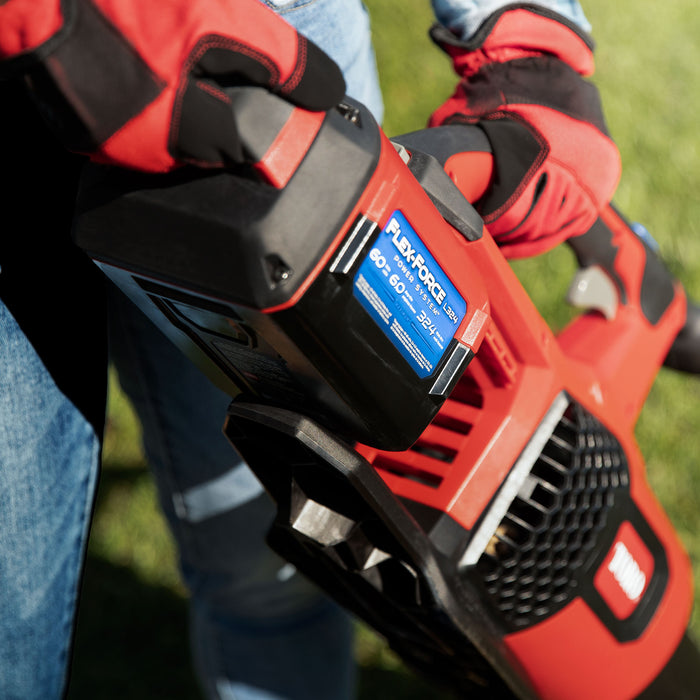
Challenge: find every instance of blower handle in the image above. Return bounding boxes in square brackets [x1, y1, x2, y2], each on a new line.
[229, 94, 691, 359]
[396, 123, 684, 330]
[565, 206, 678, 325]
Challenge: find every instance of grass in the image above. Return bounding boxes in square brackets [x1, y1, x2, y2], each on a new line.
[67, 0, 700, 697]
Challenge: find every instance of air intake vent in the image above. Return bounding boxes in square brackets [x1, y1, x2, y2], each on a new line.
[372, 373, 485, 489]
[477, 400, 630, 629]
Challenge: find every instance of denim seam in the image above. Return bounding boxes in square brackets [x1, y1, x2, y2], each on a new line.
[261, 0, 321, 14]
[58, 429, 101, 698]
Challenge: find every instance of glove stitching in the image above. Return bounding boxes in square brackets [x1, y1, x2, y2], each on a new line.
[193, 79, 230, 104]
[480, 111, 548, 224]
[489, 172, 547, 237]
[548, 152, 602, 208]
[280, 34, 305, 94]
[169, 35, 282, 167]
[185, 35, 282, 87]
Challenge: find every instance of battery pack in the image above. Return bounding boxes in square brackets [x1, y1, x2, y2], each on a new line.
[73, 93, 489, 449]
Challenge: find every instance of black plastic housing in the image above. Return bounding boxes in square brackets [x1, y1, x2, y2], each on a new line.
[73, 93, 483, 449]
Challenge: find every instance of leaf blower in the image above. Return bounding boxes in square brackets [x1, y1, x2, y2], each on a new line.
[73, 87, 700, 699]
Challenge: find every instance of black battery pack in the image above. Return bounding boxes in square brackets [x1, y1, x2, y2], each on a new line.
[73, 92, 488, 449]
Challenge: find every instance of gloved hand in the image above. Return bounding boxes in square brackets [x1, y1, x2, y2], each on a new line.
[429, 6, 621, 258]
[0, 0, 345, 172]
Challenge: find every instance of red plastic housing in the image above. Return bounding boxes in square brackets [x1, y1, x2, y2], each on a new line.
[357, 201, 692, 699]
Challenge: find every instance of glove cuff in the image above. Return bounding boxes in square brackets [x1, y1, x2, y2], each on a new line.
[431, 4, 595, 77]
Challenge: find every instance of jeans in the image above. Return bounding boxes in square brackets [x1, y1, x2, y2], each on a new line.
[108, 287, 357, 700]
[0, 304, 101, 699]
[262, 0, 384, 122]
[431, 0, 592, 38]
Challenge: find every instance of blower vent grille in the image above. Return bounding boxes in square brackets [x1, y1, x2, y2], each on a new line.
[477, 400, 630, 629]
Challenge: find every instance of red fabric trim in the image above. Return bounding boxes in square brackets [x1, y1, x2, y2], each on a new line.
[447, 8, 594, 77]
[0, 0, 64, 58]
[93, 0, 301, 90]
[93, 0, 303, 172]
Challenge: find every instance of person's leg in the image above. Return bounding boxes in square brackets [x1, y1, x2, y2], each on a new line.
[0, 79, 107, 700]
[108, 287, 355, 700]
[0, 303, 101, 699]
[261, 0, 384, 122]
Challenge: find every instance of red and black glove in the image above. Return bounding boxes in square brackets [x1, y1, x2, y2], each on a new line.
[0, 0, 345, 172]
[429, 6, 621, 258]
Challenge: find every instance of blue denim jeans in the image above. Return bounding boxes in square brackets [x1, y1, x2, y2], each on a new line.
[262, 0, 384, 122]
[0, 303, 100, 699]
[431, 0, 591, 38]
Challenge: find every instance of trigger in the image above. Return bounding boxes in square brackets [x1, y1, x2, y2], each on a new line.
[566, 265, 619, 320]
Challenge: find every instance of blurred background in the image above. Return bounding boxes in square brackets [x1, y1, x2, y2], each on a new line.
[66, 0, 700, 697]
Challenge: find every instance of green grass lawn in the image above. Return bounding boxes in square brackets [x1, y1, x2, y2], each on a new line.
[67, 0, 700, 697]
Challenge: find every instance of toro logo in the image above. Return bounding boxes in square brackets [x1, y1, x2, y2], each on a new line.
[594, 522, 654, 620]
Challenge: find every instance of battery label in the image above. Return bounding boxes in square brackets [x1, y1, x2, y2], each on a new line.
[353, 210, 467, 378]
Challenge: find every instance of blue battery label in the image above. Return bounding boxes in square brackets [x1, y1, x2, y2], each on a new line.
[353, 210, 467, 378]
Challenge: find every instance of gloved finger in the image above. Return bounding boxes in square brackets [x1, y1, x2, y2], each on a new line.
[170, 34, 346, 167]
[170, 76, 243, 166]
[190, 36, 346, 112]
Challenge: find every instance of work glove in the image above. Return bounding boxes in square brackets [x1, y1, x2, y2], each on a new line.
[0, 0, 345, 172]
[429, 6, 621, 258]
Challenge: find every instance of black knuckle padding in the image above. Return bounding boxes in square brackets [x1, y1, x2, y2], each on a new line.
[170, 76, 241, 166]
[169, 36, 346, 166]
[281, 36, 346, 111]
[467, 57, 611, 137]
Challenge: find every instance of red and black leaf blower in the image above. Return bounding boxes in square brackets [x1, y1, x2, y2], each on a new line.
[73, 87, 700, 699]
